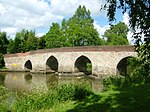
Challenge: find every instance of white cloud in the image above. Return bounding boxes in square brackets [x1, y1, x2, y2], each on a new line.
[0, 0, 63, 37]
[0, 0, 106, 38]
[94, 21, 109, 38]
[50, 0, 106, 17]
[123, 13, 129, 26]
[36, 32, 45, 37]
[122, 13, 135, 44]
[1, 27, 18, 39]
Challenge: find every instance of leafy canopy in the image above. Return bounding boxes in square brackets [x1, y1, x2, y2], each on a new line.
[102, 0, 150, 75]
[0, 32, 9, 68]
[7, 29, 42, 53]
[44, 5, 105, 48]
[103, 22, 129, 45]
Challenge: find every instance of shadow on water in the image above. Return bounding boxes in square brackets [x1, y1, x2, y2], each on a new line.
[0, 72, 103, 93]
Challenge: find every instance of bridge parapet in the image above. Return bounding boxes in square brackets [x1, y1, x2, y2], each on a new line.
[4, 45, 135, 58]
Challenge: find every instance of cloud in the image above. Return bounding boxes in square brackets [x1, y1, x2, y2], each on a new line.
[1, 27, 18, 39]
[36, 32, 45, 37]
[122, 13, 134, 44]
[0, 0, 106, 38]
[0, 0, 63, 38]
[94, 21, 109, 38]
[50, 0, 106, 17]
[123, 13, 129, 26]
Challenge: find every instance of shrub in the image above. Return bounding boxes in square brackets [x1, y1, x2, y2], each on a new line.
[57, 82, 92, 101]
[0, 54, 4, 68]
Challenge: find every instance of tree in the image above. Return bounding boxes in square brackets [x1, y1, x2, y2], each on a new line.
[7, 29, 40, 53]
[25, 30, 39, 51]
[103, 22, 129, 45]
[44, 23, 62, 48]
[60, 18, 72, 47]
[0, 32, 9, 54]
[103, 0, 150, 76]
[45, 5, 105, 48]
[0, 53, 4, 68]
[38, 36, 46, 49]
[66, 5, 105, 46]
[0, 32, 9, 68]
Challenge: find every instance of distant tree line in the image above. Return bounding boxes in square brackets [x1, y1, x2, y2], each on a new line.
[0, 5, 129, 68]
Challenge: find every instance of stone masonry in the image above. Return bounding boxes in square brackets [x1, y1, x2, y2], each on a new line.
[4, 46, 137, 77]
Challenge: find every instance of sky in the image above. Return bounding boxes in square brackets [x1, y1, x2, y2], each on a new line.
[0, 0, 133, 43]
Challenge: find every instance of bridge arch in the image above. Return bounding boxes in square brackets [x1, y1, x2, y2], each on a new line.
[46, 56, 58, 72]
[74, 55, 92, 75]
[24, 60, 32, 70]
[117, 56, 137, 76]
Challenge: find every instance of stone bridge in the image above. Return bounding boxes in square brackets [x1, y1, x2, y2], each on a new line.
[4, 46, 137, 77]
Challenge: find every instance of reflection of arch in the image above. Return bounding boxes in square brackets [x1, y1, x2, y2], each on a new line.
[46, 56, 58, 72]
[46, 74, 58, 89]
[24, 60, 32, 70]
[117, 56, 135, 76]
[74, 55, 92, 75]
[25, 74, 32, 83]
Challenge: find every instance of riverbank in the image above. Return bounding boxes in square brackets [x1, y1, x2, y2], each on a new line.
[48, 83, 150, 112]
[0, 77, 150, 112]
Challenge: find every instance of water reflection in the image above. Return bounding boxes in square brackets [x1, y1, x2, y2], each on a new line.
[0, 72, 103, 93]
[4, 73, 31, 91]
[25, 74, 32, 83]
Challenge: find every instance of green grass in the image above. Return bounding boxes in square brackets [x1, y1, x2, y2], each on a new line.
[34, 101, 76, 112]
[48, 83, 150, 112]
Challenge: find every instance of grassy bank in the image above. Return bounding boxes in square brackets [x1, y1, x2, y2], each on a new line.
[0, 77, 150, 112]
[65, 83, 150, 112]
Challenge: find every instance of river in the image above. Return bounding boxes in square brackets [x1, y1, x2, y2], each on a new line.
[0, 72, 103, 93]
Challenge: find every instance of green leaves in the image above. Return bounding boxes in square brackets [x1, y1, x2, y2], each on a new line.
[0, 54, 4, 68]
[103, 22, 129, 45]
[0, 32, 9, 54]
[0, 32, 9, 68]
[7, 29, 43, 53]
[103, 0, 150, 76]
[44, 23, 63, 48]
[44, 5, 105, 48]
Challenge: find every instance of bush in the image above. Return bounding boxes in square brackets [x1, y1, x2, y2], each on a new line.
[103, 76, 129, 90]
[57, 84, 75, 101]
[87, 63, 92, 73]
[0, 54, 4, 68]
[103, 70, 150, 91]
[57, 82, 92, 101]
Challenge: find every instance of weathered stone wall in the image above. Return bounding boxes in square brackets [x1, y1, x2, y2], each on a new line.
[4, 46, 137, 77]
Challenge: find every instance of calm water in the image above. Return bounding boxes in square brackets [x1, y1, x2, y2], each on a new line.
[0, 72, 103, 93]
